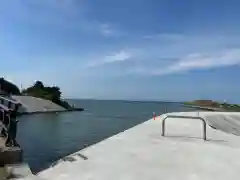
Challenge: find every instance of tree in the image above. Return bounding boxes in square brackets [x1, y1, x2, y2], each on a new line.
[33, 81, 44, 89]
[22, 81, 71, 109]
[0, 78, 21, 95]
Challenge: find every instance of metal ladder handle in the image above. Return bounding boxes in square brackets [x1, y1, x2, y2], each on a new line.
[0, 109, 4, 122]
[161, 115, 207, 141]
[6, 114, 11, 129]
[0, 110, 8, 135]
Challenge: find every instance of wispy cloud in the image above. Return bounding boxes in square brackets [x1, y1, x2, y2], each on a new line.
[99, 23, 125, 37]
[130, 48, 240, 76]
[0, 0, 118, 37]
[100, 23, 115, 36]
[153, 48, 240, 75]
[87, 51, 131, 67]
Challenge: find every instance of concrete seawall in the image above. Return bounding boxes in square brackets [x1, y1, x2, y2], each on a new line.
[10, 96, 84, 115]
[37, 111, 240, 180]
[13, 96, 65, 113]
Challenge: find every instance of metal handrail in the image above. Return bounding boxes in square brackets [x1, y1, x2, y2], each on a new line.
[0, 104, 10, 111]
[161, 115, 207, 141]
[0, 96, 20, 104]
[6, 114, 11, 129]
[0, 114, 10, 131]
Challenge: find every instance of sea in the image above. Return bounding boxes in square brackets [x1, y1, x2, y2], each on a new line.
[16, 99, 195, 173]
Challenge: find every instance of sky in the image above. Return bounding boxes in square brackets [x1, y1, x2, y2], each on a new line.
[0, 0, 240, 103]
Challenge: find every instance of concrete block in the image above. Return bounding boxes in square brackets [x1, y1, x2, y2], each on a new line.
[5, 163, 32, 179]
[0, 147, 23, 166]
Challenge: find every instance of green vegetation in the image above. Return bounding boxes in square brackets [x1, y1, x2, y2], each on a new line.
[0, 78, 21, 95]
[0, 78, 80, 110]
[22, 81, 72, 109]
[184, 100, 240, 112]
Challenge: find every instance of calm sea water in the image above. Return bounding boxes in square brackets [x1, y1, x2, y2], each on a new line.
[16, 99, 194, 173]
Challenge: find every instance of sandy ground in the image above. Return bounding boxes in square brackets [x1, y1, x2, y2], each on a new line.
[33, 111, 240, 180]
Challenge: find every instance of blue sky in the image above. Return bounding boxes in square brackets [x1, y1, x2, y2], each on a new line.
[0, 0, 240, 102]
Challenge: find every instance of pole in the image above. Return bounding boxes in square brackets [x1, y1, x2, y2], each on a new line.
[153, 112, 156, 120]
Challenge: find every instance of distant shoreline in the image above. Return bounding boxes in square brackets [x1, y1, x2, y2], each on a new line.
[183, 100, 240, 112]
[181, 104, 223, 111]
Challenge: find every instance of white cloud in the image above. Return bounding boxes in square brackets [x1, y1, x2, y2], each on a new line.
[99, 23, 125, 37]
[150, 48, 240, 75]
[87, 51, 131, 67]
[100, 23, 115, 36]
[123, 33, 240, 76]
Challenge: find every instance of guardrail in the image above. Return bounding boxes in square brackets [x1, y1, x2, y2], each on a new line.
[0, 95, 21, 111]
[0, 95, 19, 104]
[0, 110, 10, 131]
[0, 107, 10, 139]
[161, 115, 207, 141]
[0, 103, 19, 147]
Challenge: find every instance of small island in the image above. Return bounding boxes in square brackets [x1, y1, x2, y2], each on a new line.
[0, 78, 83, 113]
[184, 100, 240, 112]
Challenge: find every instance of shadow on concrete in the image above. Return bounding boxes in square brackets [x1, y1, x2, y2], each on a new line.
[164, 134, 227, 143]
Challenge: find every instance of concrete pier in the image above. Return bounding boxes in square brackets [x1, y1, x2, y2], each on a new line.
[5, 111, 240, 180]
[0, 136, 22, 164]
[0, 137, 23, 180]
[0, 146, 23, 166]
[37, 111, 240, 180]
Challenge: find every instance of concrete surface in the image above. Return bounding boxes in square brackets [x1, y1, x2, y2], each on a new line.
[201, 111, 240, 135]
[3, 164, 45, 180]
[0, 137, 6, 148]
[34, 111, 240, 180]
[12, 96, 65, 113]
[5, 163, 33, 179]
[0, 136, 22, 166]
[0, 146, 23, 166]
[0, 167, 7, 179]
